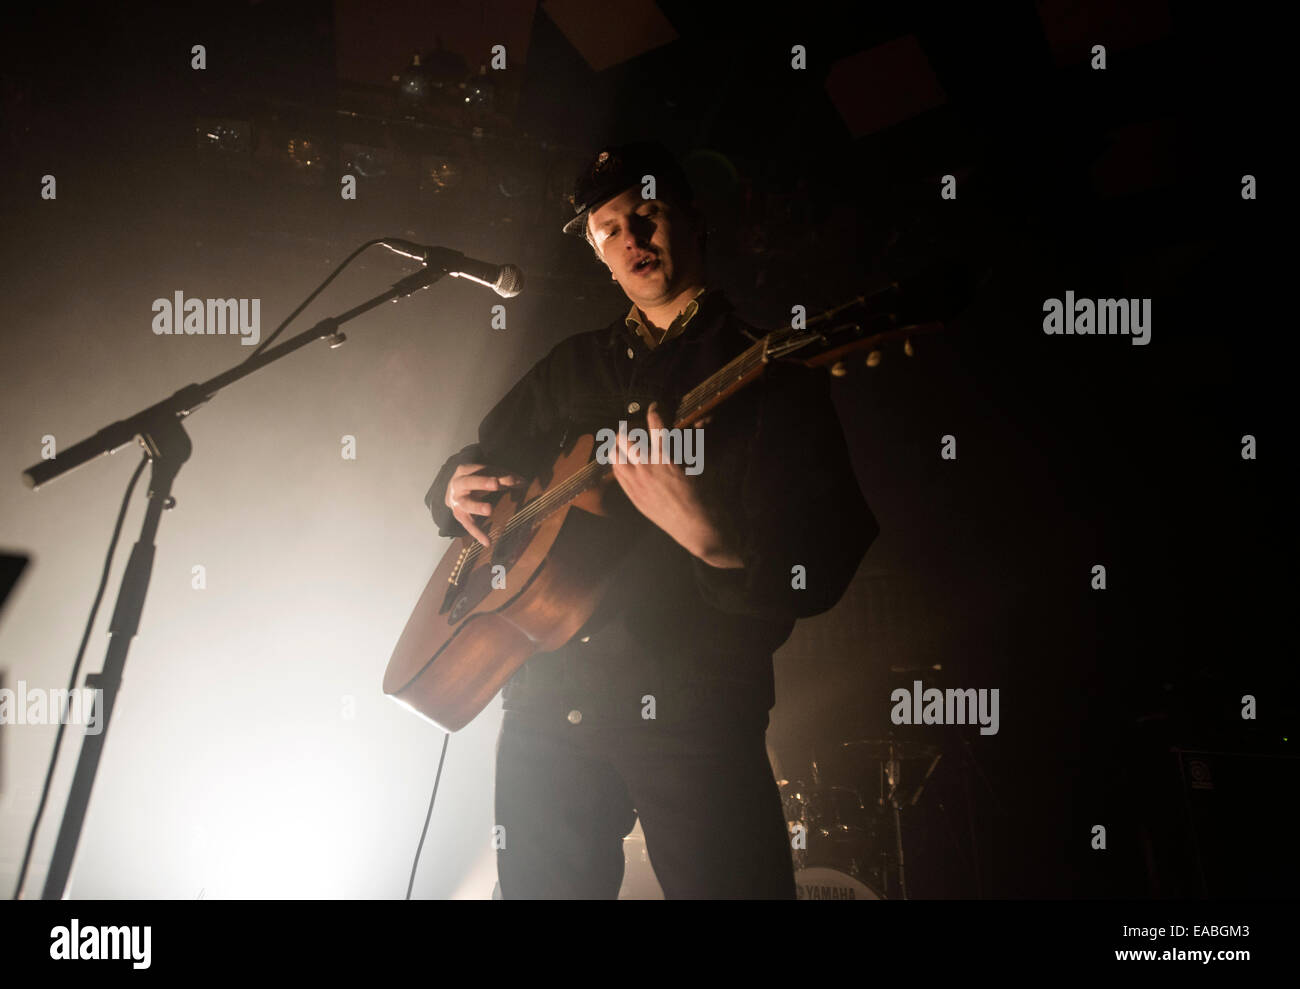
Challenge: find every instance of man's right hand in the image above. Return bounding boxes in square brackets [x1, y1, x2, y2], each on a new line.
[445, 463, 526, 547]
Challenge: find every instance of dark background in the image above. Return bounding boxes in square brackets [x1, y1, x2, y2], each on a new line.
[0, 0, 1289, 899]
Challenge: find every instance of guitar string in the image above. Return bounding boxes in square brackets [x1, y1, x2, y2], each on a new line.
[456, 338, 772, 571]
[503, 341, 765, 534]
[501, 340, 766, 534]
[457, 322, 920, 572]
[458, 337, 771, 572]
[500, 340, 767, 533]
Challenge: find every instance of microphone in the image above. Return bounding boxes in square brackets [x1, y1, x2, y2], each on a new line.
[380, 239, 524, 298]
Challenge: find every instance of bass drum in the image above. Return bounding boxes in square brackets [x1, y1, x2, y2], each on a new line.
[794, 866, 884, 901]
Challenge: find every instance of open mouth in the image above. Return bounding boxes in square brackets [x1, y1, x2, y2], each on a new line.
[632, 256, 659, 274]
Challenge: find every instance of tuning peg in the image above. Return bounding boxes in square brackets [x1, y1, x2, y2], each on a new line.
[865, 350, 882, 367]
[830, 360, 847, 377]
[904, 338, 914, 357]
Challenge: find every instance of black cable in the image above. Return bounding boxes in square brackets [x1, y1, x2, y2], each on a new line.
[243, 238, 390, 360]
[406, 731, 451, 900]
[251, 234, 458, 901]
[11, 453, 149, 899]
[13, 238, 415, 899]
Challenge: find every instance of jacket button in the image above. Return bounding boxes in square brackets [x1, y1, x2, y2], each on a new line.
[567, 709, 583, 725]
[627, 401, 640, 413]
[580, 635, 591, 642]
[627, 347, 634, 359]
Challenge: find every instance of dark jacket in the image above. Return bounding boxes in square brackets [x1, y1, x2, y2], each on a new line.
[425, 287, 878, 728]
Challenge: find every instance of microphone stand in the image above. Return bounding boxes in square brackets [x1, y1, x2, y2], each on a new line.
[22, 263, 447, 899]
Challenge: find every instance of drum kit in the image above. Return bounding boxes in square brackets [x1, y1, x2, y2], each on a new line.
[782, 737, 945, 900]
[618, 733, 959, 899]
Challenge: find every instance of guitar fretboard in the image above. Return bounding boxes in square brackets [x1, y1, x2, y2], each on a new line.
[454, 331, 779, 574]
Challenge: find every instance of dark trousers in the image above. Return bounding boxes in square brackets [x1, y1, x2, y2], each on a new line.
[494, 707, 796, 899]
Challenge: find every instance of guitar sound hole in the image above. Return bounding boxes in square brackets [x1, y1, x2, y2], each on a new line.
[444, 563, 495, 626]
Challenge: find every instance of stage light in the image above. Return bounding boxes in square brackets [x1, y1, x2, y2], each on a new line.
[395, 53, 429, 106]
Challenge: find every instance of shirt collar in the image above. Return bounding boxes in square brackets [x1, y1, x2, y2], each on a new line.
[625, 286, 710, 350]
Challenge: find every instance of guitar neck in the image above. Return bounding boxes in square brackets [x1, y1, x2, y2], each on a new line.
[491, 335, 778, 545]
[671, 334, 775, 428]
[491, 318, 941, 545]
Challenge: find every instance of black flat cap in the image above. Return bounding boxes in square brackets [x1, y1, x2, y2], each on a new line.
[562, 140, 694, 238]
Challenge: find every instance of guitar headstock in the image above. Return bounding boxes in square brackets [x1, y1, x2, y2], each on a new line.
[766, 316, 945, 377]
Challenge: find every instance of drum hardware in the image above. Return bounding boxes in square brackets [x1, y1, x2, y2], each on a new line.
[779, 734, 973, 899]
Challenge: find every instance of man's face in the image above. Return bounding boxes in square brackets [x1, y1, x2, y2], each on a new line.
[587, 187, 703, 307]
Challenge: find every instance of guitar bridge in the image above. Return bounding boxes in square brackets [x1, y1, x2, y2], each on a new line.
[448, 543, 473, 586]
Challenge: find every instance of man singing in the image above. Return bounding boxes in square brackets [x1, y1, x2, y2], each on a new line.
[426, 141, 878, 898]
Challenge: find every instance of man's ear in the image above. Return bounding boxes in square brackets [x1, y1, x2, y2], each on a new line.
[586, 219, 612, 271]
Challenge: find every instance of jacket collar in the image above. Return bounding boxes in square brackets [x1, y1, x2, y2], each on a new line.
[615, 286, 733, 351]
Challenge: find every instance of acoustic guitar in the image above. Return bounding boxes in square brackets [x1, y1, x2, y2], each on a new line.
[384, 301, 943, 731]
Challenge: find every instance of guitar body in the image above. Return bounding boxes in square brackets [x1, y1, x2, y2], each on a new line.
[384, 436, 624, 731]
[384, 318, 944, 731]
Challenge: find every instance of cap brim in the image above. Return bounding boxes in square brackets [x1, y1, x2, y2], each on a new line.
[561, 210, 589, 237]
[562, 188, 631, 238]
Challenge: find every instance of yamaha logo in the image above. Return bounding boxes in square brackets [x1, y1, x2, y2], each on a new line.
[798, 883, 858, 900]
